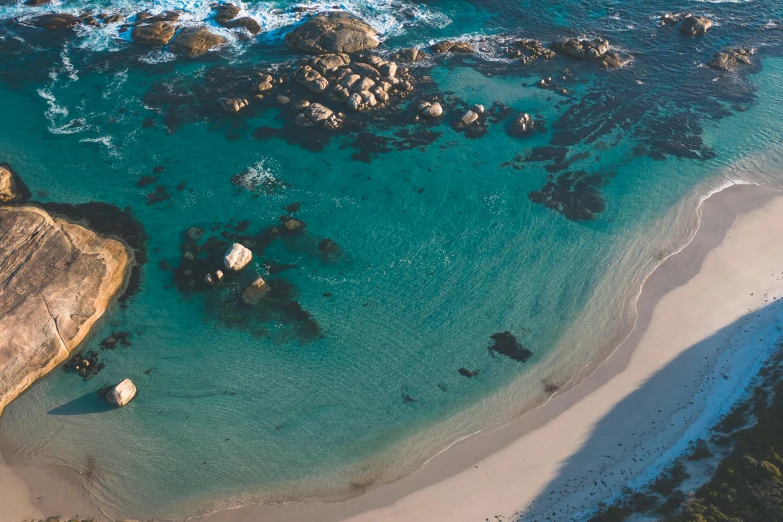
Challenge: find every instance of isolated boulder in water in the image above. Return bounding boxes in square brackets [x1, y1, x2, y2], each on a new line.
[707, 48, 752, 71]
[284, 11, 379, 54]
[218, 97, 249, 112]
[214, 3, 240, 25]
[106, 379, 137, 407]
[223, 243, 252, 271]
[131, 21, 176, 46]
[0, 164, 31, 203]
[418, 101, 442, 118]
[169, 26, 227, 57]
[31, 13, 80, 29]
[225, 16, 261, 34]
[241, 277, 270, 305]
[679, 15, 712, 36]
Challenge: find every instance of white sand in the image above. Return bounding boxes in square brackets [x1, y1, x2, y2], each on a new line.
[3, 184, 783, 522]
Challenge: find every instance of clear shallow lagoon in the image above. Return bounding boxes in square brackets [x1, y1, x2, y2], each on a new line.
[1, 0, 783, 518]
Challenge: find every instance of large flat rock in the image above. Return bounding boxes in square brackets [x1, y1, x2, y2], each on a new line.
[0, 205, 130, 414]
[284, 11, 379, 54]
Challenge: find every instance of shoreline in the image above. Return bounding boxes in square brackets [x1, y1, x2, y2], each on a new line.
[2, 182, 783, 521]
[200, 181, 783, 521]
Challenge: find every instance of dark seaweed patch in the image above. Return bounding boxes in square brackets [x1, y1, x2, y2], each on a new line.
[64, 350, 105, 379]
[172, 217, 331, 341]
[488, 331, 532, 362]
[99, 331, 131, 350]
[528, 170, 607, 221]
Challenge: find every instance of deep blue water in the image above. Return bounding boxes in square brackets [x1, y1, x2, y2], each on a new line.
[1, 0, 783, 518]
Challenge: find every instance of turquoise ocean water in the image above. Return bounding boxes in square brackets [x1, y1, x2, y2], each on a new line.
[1, 0, 783, 518]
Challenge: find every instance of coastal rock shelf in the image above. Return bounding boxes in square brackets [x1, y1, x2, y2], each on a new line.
[0, 203, 130, 414]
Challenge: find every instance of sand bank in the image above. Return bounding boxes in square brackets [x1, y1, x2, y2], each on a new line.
[3, 183, 783, 522]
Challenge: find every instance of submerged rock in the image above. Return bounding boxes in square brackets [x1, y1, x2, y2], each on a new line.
[0, 163, 31, 203]
[169, 26, 227, 57]
[679, 15, 712, 36]
[241, 277, 270, 305]
[488, 332, 532, 363]
[223, 243, 252, 271]
[0, 205, 130, 414]
[131, 21, 175, 46]
[105, 379, 137, 407]
[284, 11, 380, 54]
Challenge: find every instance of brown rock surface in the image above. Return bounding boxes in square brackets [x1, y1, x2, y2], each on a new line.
[0, 205, 130, 414]
[131, 21, 176, 46]
[169, 26, 227, 57]
[284, 11, 379, 54]
[0, 163, 31, 203]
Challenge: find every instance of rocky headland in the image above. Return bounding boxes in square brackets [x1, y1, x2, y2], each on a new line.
[0, 167, 131, 414]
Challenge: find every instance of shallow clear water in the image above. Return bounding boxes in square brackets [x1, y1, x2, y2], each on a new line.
[1, 0, 783, 517]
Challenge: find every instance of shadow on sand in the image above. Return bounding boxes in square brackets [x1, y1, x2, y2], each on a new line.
[518, 301, 781, 521]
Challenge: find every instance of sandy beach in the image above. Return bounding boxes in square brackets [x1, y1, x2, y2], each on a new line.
[3, 182, 783, 522]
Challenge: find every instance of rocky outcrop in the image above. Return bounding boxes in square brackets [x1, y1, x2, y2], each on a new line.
[553, 37, 630, 68]
[708, 48, 753, 71]
[392, 48, 425, 63]
[431, 40, 474, 54]
[223, 243, 252, 271]
[131, 21, 176, 46]
[284, 11, 380, 54]
[213, 4, 261, 34]
[294, 102, 343, 129]
[31, 13, 81, 30]
[105, 379, 137, 407]
[169, 26, 227, 57]
[0, 205, 130, 414]
[679, 15, 712, 36]
[504, 39, 555, 64]
[0, 164, 31, 203]
[225, 17, 261, 34]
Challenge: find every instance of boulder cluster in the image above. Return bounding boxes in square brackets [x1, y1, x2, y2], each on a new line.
[214, 3, 261, 34]
[660, 13, 713, 36]
[553, 37, 631, 68]
[504, 39, 556, 64]
[248, 50, 415, 124]
[30, 11, 125, 29]
[129, 9, 227, 57]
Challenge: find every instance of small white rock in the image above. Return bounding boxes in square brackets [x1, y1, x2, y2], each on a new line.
[106, 379, 137, 407]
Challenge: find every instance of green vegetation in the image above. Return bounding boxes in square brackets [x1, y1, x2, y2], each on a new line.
[588, 351, 783, 522]
[670, 375, 783, 522]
